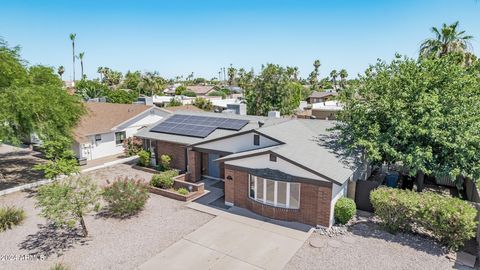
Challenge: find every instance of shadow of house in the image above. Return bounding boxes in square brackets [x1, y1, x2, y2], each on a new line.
[19, 223, 89, 258]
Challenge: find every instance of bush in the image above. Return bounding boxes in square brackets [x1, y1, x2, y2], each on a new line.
[167, 98, 182, 107]
[182, 90, 197, 97]
[177, 188, 189, 195]
[371, 187, 477, 250]
[160, 154, 171, 171]
[123, 137, 143, 156]
[334, 197, 356, 225]
[193, 97, 213, 111]
[137, 150, 150, 167]
[150, 170, 179, 189]
[102, 177, 149, 217]
[207, 90, 226, 99]
[0, 206, 25, 232]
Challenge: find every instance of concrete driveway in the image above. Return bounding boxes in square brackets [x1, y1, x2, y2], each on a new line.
[139, 203, 313, 270]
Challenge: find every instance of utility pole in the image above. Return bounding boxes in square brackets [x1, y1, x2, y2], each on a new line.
[223, 67, 226, 85]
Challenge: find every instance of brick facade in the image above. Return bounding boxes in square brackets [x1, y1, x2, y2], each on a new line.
[224, 165, 332, 227]
[155, 141, 187, 171]
[187, 150, 201, 182]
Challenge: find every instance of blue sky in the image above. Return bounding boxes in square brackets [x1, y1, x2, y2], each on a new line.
[1, 0, 479, 80]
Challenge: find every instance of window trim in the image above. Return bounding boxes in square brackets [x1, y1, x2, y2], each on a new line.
[248, 175, 300, 209]
[115, 131, 126, 145]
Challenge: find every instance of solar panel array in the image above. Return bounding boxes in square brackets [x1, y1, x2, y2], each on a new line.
[150, 114, 249, 138]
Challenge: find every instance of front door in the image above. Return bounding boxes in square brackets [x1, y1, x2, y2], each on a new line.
[208, 153, 220, 178]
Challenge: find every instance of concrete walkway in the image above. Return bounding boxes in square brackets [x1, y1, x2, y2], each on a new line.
[139, 204, 313, 270]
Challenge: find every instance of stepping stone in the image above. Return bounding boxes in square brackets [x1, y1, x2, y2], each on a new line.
[327, 240, 342, 248]
[456, 251, 476, 268]
[341, 236, 356, 244]
[309, 238, 325, 248]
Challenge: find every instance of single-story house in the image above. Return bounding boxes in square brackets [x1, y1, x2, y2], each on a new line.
[137, 111, 368, 227]
[185, 85, 216, 96]
[311, 101, 343, 120]
[72, 102, 170, 161]
[307, 90, 338, 104]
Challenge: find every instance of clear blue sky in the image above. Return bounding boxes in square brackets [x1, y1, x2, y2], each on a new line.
[1, 0, 479, 80]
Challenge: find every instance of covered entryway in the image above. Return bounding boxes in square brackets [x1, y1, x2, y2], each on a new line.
[207, 153, 221, 178]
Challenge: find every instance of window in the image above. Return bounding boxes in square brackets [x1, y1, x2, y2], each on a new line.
[95, 134, 102, 142]
[269, 154, 277, 162]
[253, 134, 260, 146]
[248, 175, 300, 209]
[115, 131, 126, 145]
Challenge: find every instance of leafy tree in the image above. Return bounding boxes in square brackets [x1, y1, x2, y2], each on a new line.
[105, 89, 138, 104]
[244, 64, 303, 116]
[207, 90, 226, 99]
[175, 85, 187, 95]
[0, 38, 28, 88]
[420, 21, 473, 59]
[193, 97, 213, 111]
[193, 77, 206, 84]
[69, 33, 76, 82]
[36, 175, 100, 237]
[182, 90, 197, 97]
[335, 53, 480, 190]
[138, 71, 166, 95]
[29, 65, 63, 87]
[34, 137, 79, 180]
[121, 70, 142, 91]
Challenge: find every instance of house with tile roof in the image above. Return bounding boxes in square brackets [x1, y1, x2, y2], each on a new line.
[72, 102, 170, 161]
[137, 111, 369, 227]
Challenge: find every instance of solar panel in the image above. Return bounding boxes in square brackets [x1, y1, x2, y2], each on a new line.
[150, 114, 250, 138]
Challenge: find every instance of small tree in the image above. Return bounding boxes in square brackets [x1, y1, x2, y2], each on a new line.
[34, 138, 79, 180]
[36, 176, 100, 237]
[160, 154, 171, 171]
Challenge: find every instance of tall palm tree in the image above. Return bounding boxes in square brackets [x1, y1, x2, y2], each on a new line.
[97, 66, 104, 81]
[57, 66, 65, 80]
[69, 33, 76, 82]
[339, 69, 348, 89]
[420, 21, 473, 58]
[78, 52, 85, 79]
[330, 70, 338, 90]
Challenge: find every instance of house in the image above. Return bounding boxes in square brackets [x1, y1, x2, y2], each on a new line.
[307, 90, 338, 104]
[137, 111, 368, 227]
[311, 101, 343, 120]
[72, 102, 170, 161]
[185, 85, 216, 96]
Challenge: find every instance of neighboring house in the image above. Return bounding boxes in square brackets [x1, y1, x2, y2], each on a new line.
[185, 85, 216, 96]
[137, 111, 369, 228]
[311, 101, 343, 120]
[307, 90, 338, 104]
[73, 102, 170, 161]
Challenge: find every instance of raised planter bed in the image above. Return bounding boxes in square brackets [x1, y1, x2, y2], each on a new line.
[148, 173, 205, 201]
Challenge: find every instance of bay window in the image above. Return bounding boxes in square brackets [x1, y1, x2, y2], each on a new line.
[248, 175, 300, 209]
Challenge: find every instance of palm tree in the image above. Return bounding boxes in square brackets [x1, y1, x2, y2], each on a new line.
[69, 33, 76, 82]
[97, 67, 104, 81]
[78, 52, 85, 79]
[57, 66, 65, 80]
[339, 69, 348, 89]
[330, 70, 338, 90]
[420, 21, 473, 58]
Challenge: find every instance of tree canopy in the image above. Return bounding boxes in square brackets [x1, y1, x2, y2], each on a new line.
[243, 63, 303, 116]
[335, 53, 480, 183]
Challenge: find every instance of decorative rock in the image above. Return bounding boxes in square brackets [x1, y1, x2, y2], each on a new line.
[327, 239, 342, 248]
[309, 238, 326, 248]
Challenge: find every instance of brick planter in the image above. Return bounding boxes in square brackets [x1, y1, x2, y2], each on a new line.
[148, 173, 205, 202]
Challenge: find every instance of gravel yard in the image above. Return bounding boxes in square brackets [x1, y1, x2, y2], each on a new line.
[0, 144, 45, 191]
[0, 164, 214, 270]
[285, 216, 459, 270]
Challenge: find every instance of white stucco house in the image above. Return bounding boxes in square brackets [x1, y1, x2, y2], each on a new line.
[72, 102, 170, 161]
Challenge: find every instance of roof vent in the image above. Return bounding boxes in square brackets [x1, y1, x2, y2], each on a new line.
[268, 111, 280, 118]
[258, 121, 265, 128]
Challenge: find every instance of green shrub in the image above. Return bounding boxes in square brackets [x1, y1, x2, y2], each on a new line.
[193, 97, 213, 111]
[102, 177, 149, 217]
[123, 137, 143, 156]
[160, 154, 171, 171]
[50, 263, 70, 270]
[167, 98, 182, 107]
[137, 150, 150, 167]
[334, 197, 356, 225]
[177, 188, 189, 195]
[207, 90, 226, 99]
[182, 90, 197, 97]
[371, 187, 477, 250]
[150, 170, 179, 189]
[0, 206, 25, 232]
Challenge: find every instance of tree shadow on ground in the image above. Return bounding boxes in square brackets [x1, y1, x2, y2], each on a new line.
[18, 223, 89, 258]
[0, 150, 45, 191]
[94, 207, 142, 220]
[349, 219, 449, 257]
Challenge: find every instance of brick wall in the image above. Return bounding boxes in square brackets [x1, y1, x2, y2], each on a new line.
[187, 150, 201, 182]
[155, 141, 186, 171]
[224, 165, 333, 227]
